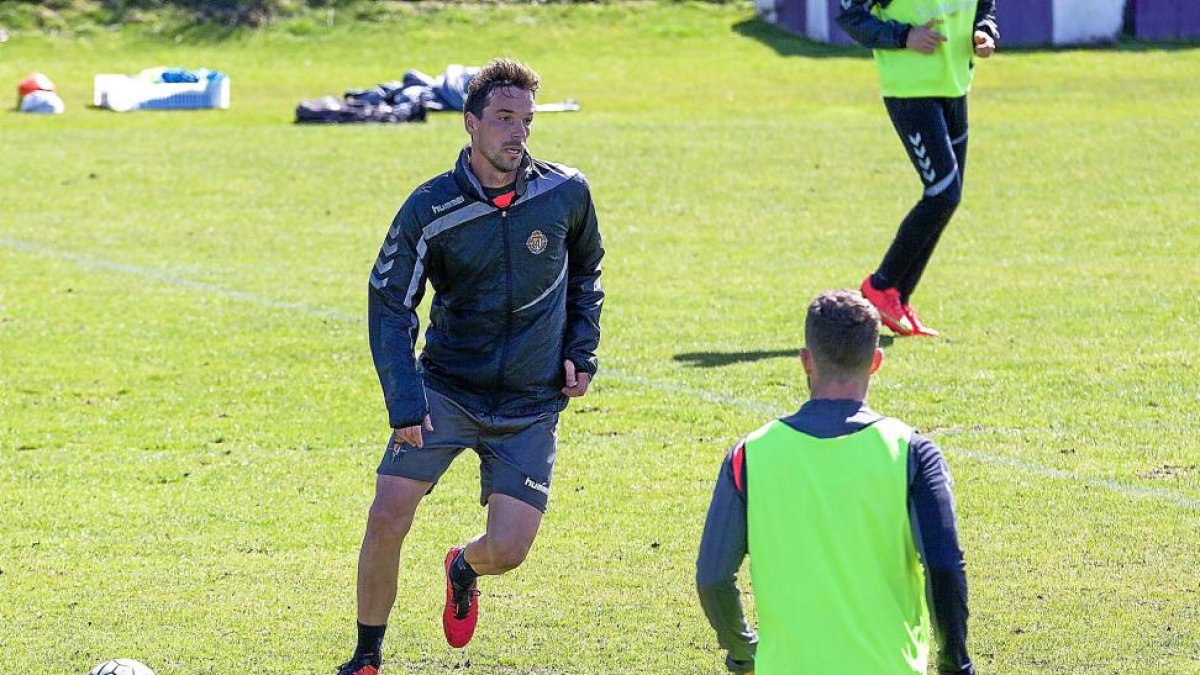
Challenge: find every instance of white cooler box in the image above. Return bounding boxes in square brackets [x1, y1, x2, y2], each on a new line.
[94, 73, 230, 112]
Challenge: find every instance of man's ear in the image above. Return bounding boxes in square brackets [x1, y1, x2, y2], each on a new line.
[464, 111, 477, 135]
[869, 348, 884, 375]
[800, 347, 815, 375]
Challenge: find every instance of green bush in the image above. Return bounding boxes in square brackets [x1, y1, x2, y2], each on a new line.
[0, 0, 739, 30]
[4, 0, 321, 27]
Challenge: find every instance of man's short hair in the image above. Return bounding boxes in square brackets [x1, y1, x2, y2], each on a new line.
[805, 290, 881, 377]
[464, 58, 540, 119]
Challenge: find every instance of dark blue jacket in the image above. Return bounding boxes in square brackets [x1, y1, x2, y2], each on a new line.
[368, 147, 604, 428]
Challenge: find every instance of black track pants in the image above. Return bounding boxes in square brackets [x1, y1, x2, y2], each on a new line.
[875, 96, 968, 304]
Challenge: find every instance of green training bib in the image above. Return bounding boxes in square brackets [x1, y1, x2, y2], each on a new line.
[873, 0, 979, 97]
[745, 417, 929, 674]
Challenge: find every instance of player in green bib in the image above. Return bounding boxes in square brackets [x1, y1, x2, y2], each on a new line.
[837, 0, 998, 337]
[697, 290, 974, 674]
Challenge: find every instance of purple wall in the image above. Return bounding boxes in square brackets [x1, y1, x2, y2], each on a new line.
[775, 0, 806, 36]
[772, 0, 855, 45]
[1134, 0, 1200, 40]
[769, 0, 1055, 47]
[822, 0, 858, 45]
[769, 0, 1200, 46]
[997, 1, 1055, 46]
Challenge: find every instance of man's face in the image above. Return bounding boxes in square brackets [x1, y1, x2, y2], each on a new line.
[466, 86, 535, 177]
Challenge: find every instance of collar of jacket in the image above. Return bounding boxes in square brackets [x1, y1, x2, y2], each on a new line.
[454, 145, 534, 203]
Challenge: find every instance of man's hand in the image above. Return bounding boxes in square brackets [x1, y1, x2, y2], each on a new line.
[394, 415, 434, 452]
[973, 29, 996, 57]
[906, 19, 946, 54]
[562, 359, 591, 398]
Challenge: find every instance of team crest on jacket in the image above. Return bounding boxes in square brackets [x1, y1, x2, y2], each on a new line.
[526, 230, 548, 255]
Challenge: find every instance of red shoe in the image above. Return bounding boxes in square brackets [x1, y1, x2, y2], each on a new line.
[904, 305, 940, 337]
[443, 546, 480, 648]
[860, 276, 914, 336]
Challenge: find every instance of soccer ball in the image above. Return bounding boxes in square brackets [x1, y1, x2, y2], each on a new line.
[87, 659, 156, 675]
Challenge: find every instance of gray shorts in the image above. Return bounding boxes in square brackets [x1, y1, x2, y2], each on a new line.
[377, 387, 559, 512]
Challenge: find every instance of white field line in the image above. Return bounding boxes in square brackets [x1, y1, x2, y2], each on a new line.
[602, 371, 1200, 511]
[0, 236, 360, 323]
[4, 235, 1198, 512]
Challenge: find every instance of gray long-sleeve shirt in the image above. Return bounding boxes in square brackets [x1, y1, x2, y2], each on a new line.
[696, 399, 974, 674]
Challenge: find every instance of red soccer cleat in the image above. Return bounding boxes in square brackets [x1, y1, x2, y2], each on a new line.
[904, 304, 940, 338]
[443, 546, 480, 648]
[860, 276, 914, 336]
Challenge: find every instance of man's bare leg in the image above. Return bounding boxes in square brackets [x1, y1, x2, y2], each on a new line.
[357, 474, 432, 624]
[463, 493, 543, 575]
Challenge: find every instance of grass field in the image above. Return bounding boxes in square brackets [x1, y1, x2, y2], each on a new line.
[2, 3, 1199, 673]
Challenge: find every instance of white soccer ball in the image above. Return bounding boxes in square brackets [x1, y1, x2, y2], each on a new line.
[87, 659, 156, 675]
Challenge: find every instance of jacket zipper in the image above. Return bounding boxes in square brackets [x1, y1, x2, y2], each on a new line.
[495, 209, 513, 409]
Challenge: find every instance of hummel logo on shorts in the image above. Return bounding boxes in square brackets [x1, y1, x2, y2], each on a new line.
[524, 477, 550, 496]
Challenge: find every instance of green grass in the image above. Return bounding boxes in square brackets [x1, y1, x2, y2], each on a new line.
[2, 3, 1199, 673]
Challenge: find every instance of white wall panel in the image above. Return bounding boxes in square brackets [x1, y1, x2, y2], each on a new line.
[807, 0, 830, 42]
[1053, 0, 1125, 43]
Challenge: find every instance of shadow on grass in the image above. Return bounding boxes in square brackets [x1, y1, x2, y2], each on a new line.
[675, 336, 896, 368]
[731, 17, 869, 59]
[675, 349, 797, 368]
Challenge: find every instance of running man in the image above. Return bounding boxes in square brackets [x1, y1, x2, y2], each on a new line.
[838, 0, 999, 336]
[336, 58, 604, 675]
[697, 290, 974, 674]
